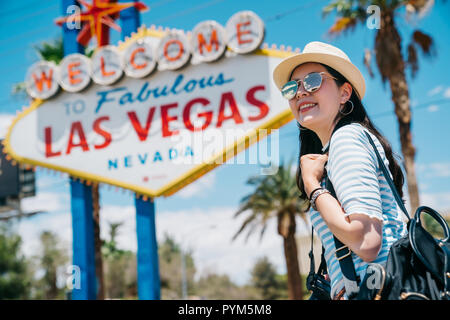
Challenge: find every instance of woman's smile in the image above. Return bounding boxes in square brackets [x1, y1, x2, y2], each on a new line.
[299, 102, 318, 114]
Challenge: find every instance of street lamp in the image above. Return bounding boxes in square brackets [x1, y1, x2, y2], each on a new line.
[179, 224, 216, 300]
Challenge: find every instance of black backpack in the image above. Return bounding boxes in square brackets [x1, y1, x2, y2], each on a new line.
[307, 127, 450, 300]
[354, 131, 450, 300]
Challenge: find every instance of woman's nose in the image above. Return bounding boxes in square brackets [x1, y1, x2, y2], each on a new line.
[296, 84, 309, 99]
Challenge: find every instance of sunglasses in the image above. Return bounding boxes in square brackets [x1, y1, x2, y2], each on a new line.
[281, 72, 337, 100]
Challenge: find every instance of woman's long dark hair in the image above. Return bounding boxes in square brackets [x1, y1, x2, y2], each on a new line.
[296, 64, 405, 204]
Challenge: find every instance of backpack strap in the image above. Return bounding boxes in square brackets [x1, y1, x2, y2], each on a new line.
[320, 119, 360, 299]
[326, 177, 361, 299]
[363, 130, 410, 221]
[308, 226, 328, 277]
[323, 126, 410, 299]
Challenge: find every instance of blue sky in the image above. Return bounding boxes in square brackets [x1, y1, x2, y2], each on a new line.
[0, 0, 449, 286]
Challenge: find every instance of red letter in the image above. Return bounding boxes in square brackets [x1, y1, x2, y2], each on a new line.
[164, 40, 184, 62]
[44, 127, 61, 158]
[68, 62, 82, 85]
[127, 107, 156, 141]
[66, 121, 89, 154]
[197, 30, 219, 54]
[236, 21, 252, 45]
[161, 103, 179, 137]
[130, 47, 147, 70]
[32, 69, 53, 93]
[100, 56, 115, 77]
[246, 85, 269, 121]
[93, 116, 111, 149]
[183, 98, 213, 132]
[216, 92, 244, 128]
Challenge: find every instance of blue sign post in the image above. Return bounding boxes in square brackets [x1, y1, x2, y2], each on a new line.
[60, 0, 160, 300]
[120, 0, 141, 39]
[62, 0, 97, 300]
[120, 1, 161, 300]
[69, 179, 97, 300]
[135, 197, 161, 300]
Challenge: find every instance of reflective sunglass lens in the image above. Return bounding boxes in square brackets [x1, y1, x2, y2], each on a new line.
[281, 80, 298, 99]
[303, 73, 322, 92]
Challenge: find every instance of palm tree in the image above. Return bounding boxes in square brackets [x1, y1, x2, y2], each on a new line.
[322, 0, 438, 212]
[34, 38, 65, 64]
[233, 161, 310, 300]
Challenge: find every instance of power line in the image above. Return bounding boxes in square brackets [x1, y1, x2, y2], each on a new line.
[279, 98, 450, 139]
[371, 98, 450, 118]
[0, 0, 224, 61]
[147, 0, 177, 10]
[0, 3, 59, 26]
[0, 29, 60, 59]
[152, 0, 225, 25]
[264, 0, 329, 23]
[0, 24, 55, 48]
[0, 0, 54, 17]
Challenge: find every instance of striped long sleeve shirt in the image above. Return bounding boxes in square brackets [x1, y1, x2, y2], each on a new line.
[309, 123, 407, 299]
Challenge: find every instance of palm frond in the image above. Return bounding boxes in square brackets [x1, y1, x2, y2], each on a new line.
[323, 0, 369, 34]
[11, 82, 28, 98]
[233, 161, 310, 243]
[405, 0, 435, 18]
[33, 38, 64, 64]
[259, 223, 268, 242]
[329, 16, 358, 35]
[363, 48, 375, 78]
[406, 29, 436, 78]
[412, 30, 436, 57]
[232, 212, 258, 241]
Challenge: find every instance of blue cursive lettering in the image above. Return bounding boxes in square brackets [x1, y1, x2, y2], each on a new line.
[94, 73, 234, 113]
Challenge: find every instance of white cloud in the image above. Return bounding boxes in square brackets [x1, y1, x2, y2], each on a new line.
[427, 85, 443, 96]
[428, 162, 450, 177]
[0, 113, 14, 139]
[175, 171, 216, 199]
[15, 211, 72, 259]
[94, 204, 290, 285]
[427, 105, 439, 112]
[419, 191, 450, 213]
[155, 206, 285, 285]
[417, 162, 450, 178]
[444, 87, 450, 98]
[15, 193, 311, 286]
[99, 204, 137, 251]
[21, 191, 69, 213]
[402, 184, 450, 215]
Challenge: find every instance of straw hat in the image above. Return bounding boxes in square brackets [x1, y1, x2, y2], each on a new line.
[273, 41, 366, 99]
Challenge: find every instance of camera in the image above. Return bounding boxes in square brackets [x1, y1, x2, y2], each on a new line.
[307, 272, 331, 300]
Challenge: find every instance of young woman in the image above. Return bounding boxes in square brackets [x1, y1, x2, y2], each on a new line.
[273, 42, 408, 300]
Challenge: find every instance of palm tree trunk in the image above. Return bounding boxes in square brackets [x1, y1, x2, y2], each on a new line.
[92, 183, 105, 300]
[279, 212, 303, 300]
[388, 72, 420, 212]
[283, 233, 303, 299]
[377, 11, 420, 213]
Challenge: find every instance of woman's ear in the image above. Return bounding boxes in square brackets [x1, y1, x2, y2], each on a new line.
[340, 82, 353, 104]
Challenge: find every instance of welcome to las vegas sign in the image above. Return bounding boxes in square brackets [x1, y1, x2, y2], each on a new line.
[4, 11, 294, 197]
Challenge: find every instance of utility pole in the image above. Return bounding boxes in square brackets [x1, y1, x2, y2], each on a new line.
[181, 249, 188, 299]
[179, 224, 216, 299]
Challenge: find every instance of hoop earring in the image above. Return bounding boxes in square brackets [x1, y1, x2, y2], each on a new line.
[339, 100, 354, 116]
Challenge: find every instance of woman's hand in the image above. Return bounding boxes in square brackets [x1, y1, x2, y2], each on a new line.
[300, 154, 328, 196]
